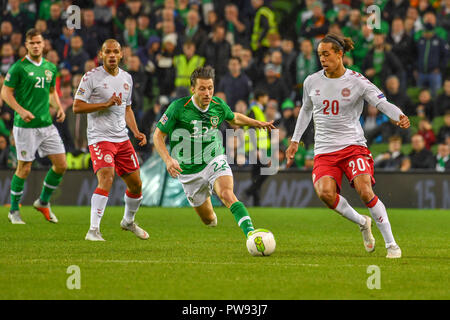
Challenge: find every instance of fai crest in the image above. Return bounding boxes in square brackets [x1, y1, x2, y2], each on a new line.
[45, 70, 53, 82]
[210, 116, 219, 128]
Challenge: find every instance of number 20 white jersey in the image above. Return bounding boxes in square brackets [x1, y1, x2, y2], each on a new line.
[302, 69, 387, 155]
[75, 66, 133, 146]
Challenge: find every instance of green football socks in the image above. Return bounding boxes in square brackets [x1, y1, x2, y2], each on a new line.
[10, 174, 25, 212]
[40, 168, 63, 204]
[230, 201, 255, 237]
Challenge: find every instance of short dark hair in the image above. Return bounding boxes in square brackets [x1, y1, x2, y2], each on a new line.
[254, 89, 268, 100]
[190, 66, 215, 87]
[25, 28, 42, 40]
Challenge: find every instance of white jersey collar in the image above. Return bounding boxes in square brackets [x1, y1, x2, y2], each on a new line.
[26, 55, 43, 67]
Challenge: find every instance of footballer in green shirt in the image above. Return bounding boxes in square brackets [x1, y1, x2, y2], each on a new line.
[154, 66, 275, 243]
[1, 29, 67, 225]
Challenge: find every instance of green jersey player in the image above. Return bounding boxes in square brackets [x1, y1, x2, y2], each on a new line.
[1, 29, 67, 224]
[154, 66, 275, 243]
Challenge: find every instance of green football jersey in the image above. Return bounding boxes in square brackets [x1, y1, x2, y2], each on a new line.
[4, 56, 57, 128]
[157, 96, 235, 174]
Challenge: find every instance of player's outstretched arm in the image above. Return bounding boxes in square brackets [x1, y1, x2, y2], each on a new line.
[153, 127, 182, 178]
[0, 85, 35, 122]
[72, 93, 122, 114]
[228, 112, 275, 130]
[125, 105, 147, 146]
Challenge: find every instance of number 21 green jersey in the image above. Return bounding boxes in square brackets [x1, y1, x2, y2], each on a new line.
[4, 56, 57, 128]
[157, 96, 235, 174]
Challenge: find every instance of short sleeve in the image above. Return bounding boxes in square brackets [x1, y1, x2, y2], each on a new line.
[223, 102, 235, 121]
[74, 72, 94, 102]
[156, 102, 178, 133]
[361, 77, 387, 106]
[126, 76, 133, 106]
[3, 63, 20, 88]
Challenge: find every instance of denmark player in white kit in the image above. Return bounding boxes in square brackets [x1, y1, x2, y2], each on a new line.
[286, 34, 410, 258]
[73, 39, 149, 241]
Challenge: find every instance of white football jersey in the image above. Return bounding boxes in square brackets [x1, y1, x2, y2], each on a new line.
[75, 66, 133, 145]
[302, 69, 387, 155]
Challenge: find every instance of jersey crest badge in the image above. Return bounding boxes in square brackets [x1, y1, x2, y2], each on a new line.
[104, 154, 113, 164]
[341, 88, 350, 97]
[210, 116, 219, 128]
[123, 83, 130, 91]
[45, 70, 53, 82]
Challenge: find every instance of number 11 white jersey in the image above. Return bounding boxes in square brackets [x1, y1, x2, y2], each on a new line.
[75, 66, 133, 146]
[302, 69, 387, 155]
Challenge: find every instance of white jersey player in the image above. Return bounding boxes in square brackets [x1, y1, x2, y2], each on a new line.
[286, 33, 410, 258]
[73, 39, 149, 241]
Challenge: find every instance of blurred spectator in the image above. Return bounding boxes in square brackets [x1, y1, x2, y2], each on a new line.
[435, 78, 450, 116]
[374, 135, 410, 171]
[254, 63, 289, 105]
[0, 134, 10, 168]
[47, 2, 65, 44]
[299, 1, 329, 46]
[137, 15, 157, 44]
[93, 0, 113, 31]
[173, 41, 205, 97]
[361, 105, 389, 144]
[280, 39, 297, 90]
[295, 0, 315, 39]
[405, 6, 423, 36]
[437, 0, 450, 32]
[9, 31, 22, 53]
[54, 25, 75, 62]
[116, 0, 145, 26]
[0, 21, 14, 48]
[415, 12, 449, 97]
[118, 17, 146, 51]
[224, 3, 249, 45]
[34, 19, 50, 41]
[217, 56, 251, 111]
[77, 8, 109, 59]
[416, 88, 435, 120]
[3, 0, 34, 34]
[384, 75, 415, 116]
[362, 32, 404, 90]
[326, 0, 350, 27]
[352, 24, 374, 71]
[264, 99, 281, 127]
[184, 9, 208, 50]
[417, 118, 436, 150]
[386, 17, 416, 89]
[1, 43, 15, 75]
[437, 110, 450, 144]
[200, 23, 231, 86]
[239, 46, 261, 85]
[250, 0, 278, 58]
[65, 35, 89, 75]
[231, 43, 243, 59]
[127, 55, 148, 122]
[383, 0, 410, 24]
[296, 39, 319, 93]
[140, 97, 165, 159]
[342, 9, 362, 44]
[434, 143, 450, 172]
[156, 34, 177, 97]
[280, 98, 296, 138]
[408, 133, 435, 170]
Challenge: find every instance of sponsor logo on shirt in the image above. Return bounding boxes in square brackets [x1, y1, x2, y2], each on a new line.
[160, 114, 168, 125]
[28, 72, 34, 76]
[377, 93, 385, 99]
[77, 88, 85, 96]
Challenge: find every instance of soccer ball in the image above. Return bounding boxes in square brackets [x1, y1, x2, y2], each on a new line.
[246, 229, 276, 256]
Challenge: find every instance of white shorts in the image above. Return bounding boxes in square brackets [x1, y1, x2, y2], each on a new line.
[178, 154, 233, 207]
[13, 125, 66, 162]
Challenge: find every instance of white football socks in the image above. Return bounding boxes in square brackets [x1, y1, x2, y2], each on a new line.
[123, 191, 143, 224]
[90, 189, 109, 231]
[333, 194, 366, 226]
[367, 197, 397, 248]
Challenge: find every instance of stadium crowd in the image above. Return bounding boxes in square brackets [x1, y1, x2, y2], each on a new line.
[0, 0, 449, 172]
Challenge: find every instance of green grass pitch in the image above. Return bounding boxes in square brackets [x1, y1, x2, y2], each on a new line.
[0, 206, 449, 300]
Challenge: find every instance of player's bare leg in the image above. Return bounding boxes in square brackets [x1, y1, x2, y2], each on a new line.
[33, 153, 67, 223]
[85, 167, 114, 241]
[193, 197, 217, 227]
[314, 176, 375, 252]
[353, 175, 401, 258]
[8, 160, 32, 224]
[214, 175, 255, 237]
[119, 169, 148, 240]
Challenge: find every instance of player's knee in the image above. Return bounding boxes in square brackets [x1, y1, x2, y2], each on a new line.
[318, 189, 336, 206]
[16, 164, 31, 178]
[356, 186, 374, 203]
[218, 189, 235, 205]
[54, 162, 67, 174]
